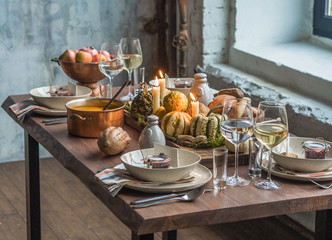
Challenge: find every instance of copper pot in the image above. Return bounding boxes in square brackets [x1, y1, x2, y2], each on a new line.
[66, 98, 124, 138]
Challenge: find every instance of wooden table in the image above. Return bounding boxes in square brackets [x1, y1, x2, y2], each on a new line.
[2, 94, 332, 240]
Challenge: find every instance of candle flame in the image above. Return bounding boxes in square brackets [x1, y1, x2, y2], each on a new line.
[154, 76, 160, 87]
[189, 92, 196, 101]
[159, 70, 164, 78]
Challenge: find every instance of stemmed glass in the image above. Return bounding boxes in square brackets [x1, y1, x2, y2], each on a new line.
[220, 98, 254, 186]
[98, 42, 124, 98]
[119, 38, 143, 101]
[254, 101, 288, 190]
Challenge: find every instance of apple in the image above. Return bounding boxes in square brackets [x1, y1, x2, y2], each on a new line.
[100, 50, 111, 60]
[96, 53, 107, 62]
[110, 54, 116, 59]
[80, 46, 98, 62]
[59, 49, 76, 62]
[75, 51, 92, 63]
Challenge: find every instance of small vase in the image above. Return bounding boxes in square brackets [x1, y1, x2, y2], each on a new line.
[139, 115, 166, 149]
[189, 73, 214, 106]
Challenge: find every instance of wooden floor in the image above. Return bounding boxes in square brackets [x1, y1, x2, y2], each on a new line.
[0, 158, 313, 240]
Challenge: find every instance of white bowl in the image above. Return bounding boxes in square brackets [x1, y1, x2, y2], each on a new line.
[30, 85, 92, 110]
[272, 137, 332, 172]
[120, 148, 201, 183]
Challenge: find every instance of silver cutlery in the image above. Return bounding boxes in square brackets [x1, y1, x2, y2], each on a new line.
[309, 179, 332, 189]
[131, 187, 208, 208]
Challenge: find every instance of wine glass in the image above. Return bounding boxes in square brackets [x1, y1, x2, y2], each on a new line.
[98, 42, 124, 98]
[254, 101, 288, 190]
[119, 38, 143, 101]
[220, 98, 254, 186]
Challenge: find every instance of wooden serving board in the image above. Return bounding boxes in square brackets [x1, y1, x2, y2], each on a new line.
[124, 112, 249, 167]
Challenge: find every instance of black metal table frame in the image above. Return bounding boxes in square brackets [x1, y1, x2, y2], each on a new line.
[24, 131, 332, 240]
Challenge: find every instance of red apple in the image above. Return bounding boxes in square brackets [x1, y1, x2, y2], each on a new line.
[96, 53, 107, 62]
[100, 50, 111, 60]
[59, 49, 76, 62]
[110, 54, 116, 59]
[80, 46, 98, 61]
[75, 51, 92, 63]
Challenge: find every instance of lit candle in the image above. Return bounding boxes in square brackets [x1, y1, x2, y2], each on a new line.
[152, 77, 160, 113]
[159, 70, 166, 100]
[190, 92, 199, 117]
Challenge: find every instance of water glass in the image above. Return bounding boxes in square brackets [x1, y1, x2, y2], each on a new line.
[248, 137, 262, 178]
[213, 148, 228, 190]
[99, 78, 111, 98]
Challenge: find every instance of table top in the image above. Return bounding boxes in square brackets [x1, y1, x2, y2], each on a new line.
[2, 94, 332, 235]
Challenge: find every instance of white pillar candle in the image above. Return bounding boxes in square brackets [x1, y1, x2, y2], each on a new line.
[159, 78, 166, 100]
[152, 86, 160, 113]
[192, 100, 199, 117]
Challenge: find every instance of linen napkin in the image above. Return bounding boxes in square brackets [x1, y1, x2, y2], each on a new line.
[9, 99, 53, 122]
[95, 164, 195, 197]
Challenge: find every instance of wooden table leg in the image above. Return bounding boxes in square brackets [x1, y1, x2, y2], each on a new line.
[162, 230, 177, 240]
[315, 209, 332, 240]
[131, 231, 154, 240]
[25, 131, 41, 240]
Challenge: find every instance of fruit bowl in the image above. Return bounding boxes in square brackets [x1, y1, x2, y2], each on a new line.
[272, 137, 332, 172]
[120, 148, 201, 183]
[52, 58, 105, 84]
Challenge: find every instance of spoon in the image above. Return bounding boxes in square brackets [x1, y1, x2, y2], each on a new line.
[103, 80, 131, 111]
[132, 187, 206, 208]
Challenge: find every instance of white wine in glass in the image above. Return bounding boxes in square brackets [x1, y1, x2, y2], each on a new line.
[220, 98, 254, 187]
[254, 101, 288, 190]
[119, 38, 143, 101]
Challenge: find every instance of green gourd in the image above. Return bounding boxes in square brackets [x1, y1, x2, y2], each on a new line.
[189, 113, 223, 140]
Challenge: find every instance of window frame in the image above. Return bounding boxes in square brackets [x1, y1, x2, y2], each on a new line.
[313, 0, 332, 39]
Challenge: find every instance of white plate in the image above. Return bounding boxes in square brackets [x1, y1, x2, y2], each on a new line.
[262, 160, 332, 182]
[125, 164, 212, 193]
[33, 109, 67, 117]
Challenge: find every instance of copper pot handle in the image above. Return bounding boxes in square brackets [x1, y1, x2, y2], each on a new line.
[70, 113, 87, 120]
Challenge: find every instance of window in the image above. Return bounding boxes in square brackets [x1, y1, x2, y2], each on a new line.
[314, 0, 332, 39]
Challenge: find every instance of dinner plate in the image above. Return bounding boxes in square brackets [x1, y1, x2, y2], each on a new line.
[33, 109, 67, 117]
[120, 164, 212, 193]
[262, 160, 332, 182]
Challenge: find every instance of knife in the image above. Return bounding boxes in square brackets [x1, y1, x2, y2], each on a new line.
[130, 191, 188, 205]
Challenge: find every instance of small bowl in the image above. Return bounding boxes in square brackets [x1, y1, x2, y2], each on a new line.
[149, 77, 194, 96]
[30, 85, 92, 110]
[272, 137, 332, 172]
[121, 148, 201, 182]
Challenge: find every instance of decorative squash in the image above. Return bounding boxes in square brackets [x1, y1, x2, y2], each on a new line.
[186, 102, 210, 116]
[97, 127, 132, 155]
[154, 106, 166, 122]
[163, 91, 188, 113]
[161, 111, 192, 137]
[190, 113, 223, 140]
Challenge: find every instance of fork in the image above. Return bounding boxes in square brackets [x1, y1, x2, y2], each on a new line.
[309, 179, 332, 189]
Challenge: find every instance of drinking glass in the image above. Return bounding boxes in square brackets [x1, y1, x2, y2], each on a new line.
[220, 98, 254, 186]
[98, 42, 124, 98]
[119, 38, 143, 101]
[254, 101, 288, 190]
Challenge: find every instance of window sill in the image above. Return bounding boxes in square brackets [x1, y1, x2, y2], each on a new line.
[200, 63, 332, 142]
[229, 41, 332, 105]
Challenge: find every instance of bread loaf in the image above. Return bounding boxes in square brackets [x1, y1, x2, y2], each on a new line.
[217, 88, 244, 98]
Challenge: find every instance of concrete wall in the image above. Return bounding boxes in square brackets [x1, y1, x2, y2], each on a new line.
[0, 0, 156, 162]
